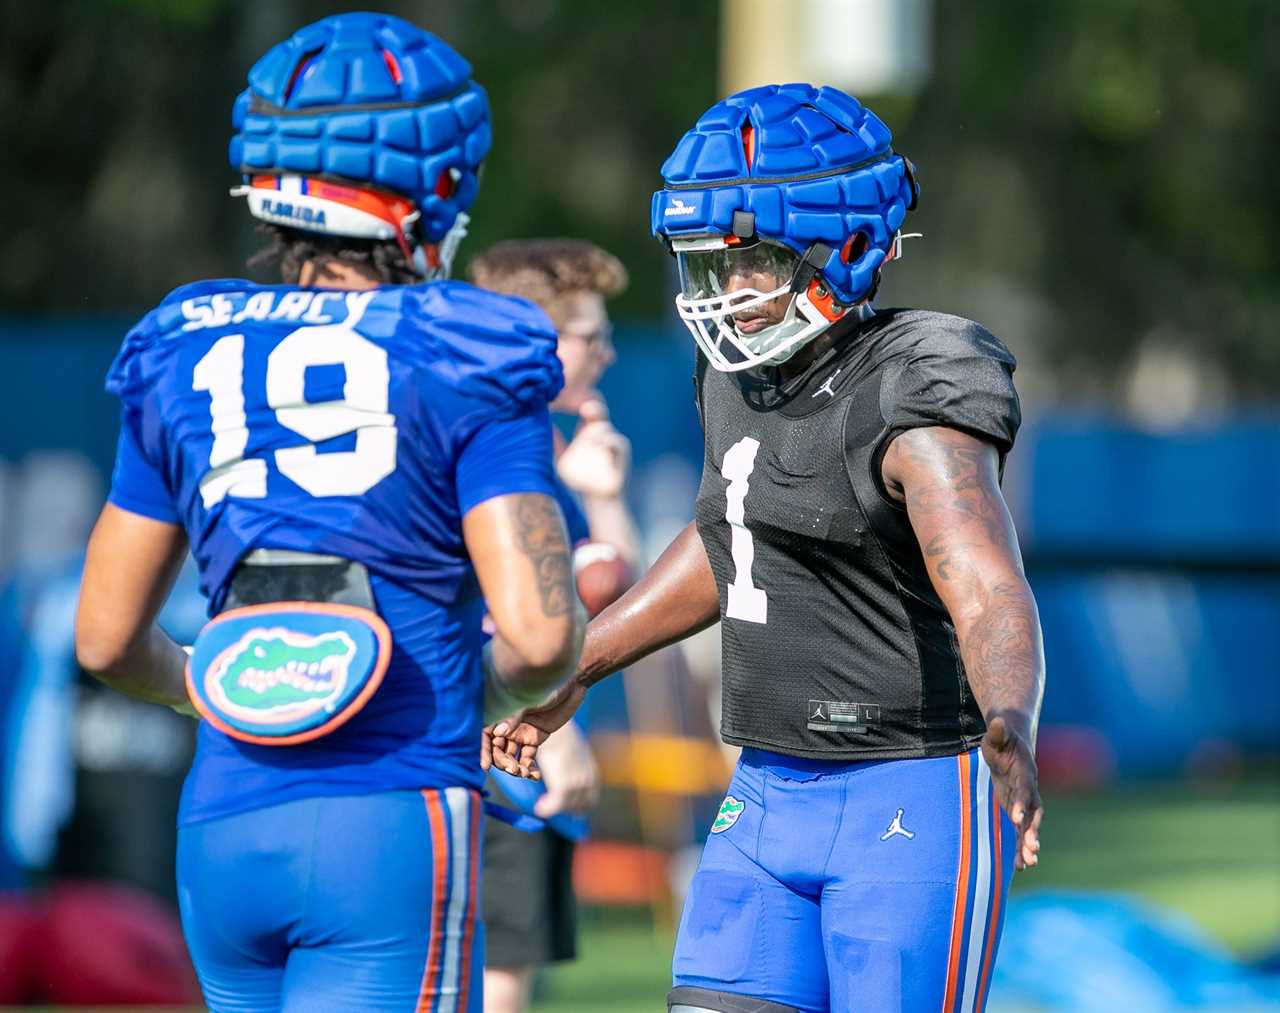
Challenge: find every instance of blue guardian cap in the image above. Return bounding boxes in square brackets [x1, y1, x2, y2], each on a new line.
[652, 84, 919, 371]
[229, 12, 492, 278]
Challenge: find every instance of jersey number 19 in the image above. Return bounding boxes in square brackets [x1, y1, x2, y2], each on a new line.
[192, 323, 398, 508]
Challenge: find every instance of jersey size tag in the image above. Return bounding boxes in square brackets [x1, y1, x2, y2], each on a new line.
[186, 602, 392, 746]
[807, 700, 881, 733]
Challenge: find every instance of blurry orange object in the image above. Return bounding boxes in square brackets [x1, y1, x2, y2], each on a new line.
[573, 840, 670, 906]
[591, 732, 732, 795]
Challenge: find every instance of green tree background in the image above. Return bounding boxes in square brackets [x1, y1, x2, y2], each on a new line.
[3, 0, 1276, 402]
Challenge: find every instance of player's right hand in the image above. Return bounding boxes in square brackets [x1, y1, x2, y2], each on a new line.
[981, 714, 1044, 870]
[482, 677, 588, 780]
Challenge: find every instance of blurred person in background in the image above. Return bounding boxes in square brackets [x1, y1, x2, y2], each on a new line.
[470, 239, 641, 571]
[490, 85, 1046, 1013]
[469, 238, 637, 1013]
[72, 13, 584, 1012]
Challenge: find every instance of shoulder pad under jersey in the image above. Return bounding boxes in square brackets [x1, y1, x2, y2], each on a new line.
[881, 311, 1021, 454]
[106, 279, 256, 400]
[399, 281, 564, 413]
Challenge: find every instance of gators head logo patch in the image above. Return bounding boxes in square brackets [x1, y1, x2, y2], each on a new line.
[188, 603, 391, 747]
[710, 795, 745, 834]
[206, 627, 356, 724]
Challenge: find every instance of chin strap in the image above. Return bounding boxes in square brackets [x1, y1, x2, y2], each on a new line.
[412, 212, 471, 281]
[434, 211, 470, 279]
[790, 242, 834, 295]
[864, 229, 925, 302]
[889, 230, 924, 261]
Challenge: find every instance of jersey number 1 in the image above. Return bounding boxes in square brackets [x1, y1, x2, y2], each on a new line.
[721, 436, 767, 624]
[192, 324, 397, 508]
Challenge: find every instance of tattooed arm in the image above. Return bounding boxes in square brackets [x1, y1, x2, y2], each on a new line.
[484, 521, 720, 776]
[882, 426, 1045, 868]
[464, 492, 586, 713]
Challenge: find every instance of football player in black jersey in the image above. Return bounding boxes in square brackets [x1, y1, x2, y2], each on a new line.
[486, 85, 1045, 1013]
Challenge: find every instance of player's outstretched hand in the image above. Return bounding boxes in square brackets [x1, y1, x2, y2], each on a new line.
[555, 398, 630, 499]
[481, 677, 588, 781]
[481, 726, 541, 780]
[980, 714, 1043, 870]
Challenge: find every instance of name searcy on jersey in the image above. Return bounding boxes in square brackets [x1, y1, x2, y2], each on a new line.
[179, 290, 377, 333]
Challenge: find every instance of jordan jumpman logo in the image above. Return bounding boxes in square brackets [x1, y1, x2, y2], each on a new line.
[880, 808, 916, 841]
[812, 368, 842, 398]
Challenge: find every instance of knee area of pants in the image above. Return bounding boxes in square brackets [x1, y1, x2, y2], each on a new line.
[668, 985, 799, 1013]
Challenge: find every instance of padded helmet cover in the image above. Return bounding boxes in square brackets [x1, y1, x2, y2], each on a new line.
[652, 83, 918, 305]
[229, 12, 491, 242]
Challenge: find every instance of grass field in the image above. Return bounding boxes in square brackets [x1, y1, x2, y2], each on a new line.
[530, 777, 1280, 1012]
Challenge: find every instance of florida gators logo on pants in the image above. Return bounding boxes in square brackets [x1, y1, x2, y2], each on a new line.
[177, 788, 482, 1013]
[672, 748, 1014, 1013]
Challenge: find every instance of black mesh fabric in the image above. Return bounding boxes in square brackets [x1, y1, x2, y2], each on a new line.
[693, 308, 1020, 760]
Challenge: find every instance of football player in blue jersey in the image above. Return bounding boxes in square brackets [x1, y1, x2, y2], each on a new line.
[488, 86, 1046, 1013]
[72, 14, 584, 1013]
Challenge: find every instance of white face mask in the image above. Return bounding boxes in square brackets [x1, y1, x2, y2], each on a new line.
[673, 237, 836, 372]
[415, 212, 470, 281]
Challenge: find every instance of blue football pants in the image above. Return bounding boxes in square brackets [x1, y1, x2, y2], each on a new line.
[177, 788, 483, 1013]
[673, 748, 1015, 1013]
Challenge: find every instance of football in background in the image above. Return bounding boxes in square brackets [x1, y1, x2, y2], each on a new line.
[573, 542, 633, 616]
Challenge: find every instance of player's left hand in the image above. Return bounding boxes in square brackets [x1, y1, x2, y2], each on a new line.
[555, 398, 630, 499]
[482, 729, 537, 779]
[981, 714, 1043, 870]
[482, 676, 587, 779]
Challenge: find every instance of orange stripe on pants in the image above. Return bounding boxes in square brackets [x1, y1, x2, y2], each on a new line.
[941, 752, 973, 1013]
[416, 789, 450, 1013]
[975, 790, 1005, 1012]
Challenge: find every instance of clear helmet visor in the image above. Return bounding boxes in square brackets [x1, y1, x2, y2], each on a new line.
[673, 238, 830, 371]
[676, 239, 801, 303]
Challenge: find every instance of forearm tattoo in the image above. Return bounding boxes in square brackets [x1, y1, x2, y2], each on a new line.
[514, 494, 573, 618]
[960, 580, 1042, 720]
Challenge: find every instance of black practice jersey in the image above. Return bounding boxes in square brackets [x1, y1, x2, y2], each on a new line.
[694, 308, 1021, 760]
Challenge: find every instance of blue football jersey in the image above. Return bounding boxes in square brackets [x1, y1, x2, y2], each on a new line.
[105, 279, 564, 824]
